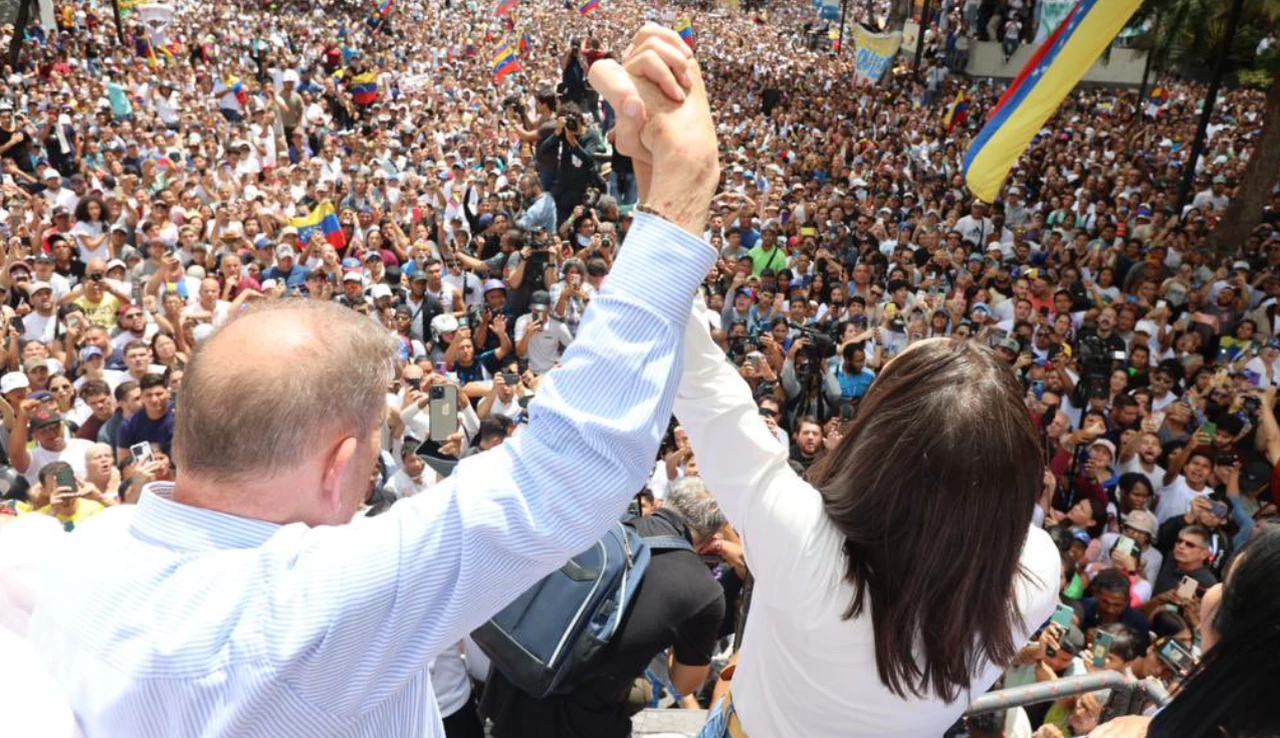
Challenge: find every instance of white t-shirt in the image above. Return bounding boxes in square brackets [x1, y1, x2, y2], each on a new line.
[385, 468, 437, 499]
[22, 438, 96, 485]
[428, 644, 473, 719]
[1154, 475, 1212, 525]
[21, 311, 58, 344]
[70, 221, 108, 264]
[1118, 457, 1165, 502]
[514, 314, 573, 375]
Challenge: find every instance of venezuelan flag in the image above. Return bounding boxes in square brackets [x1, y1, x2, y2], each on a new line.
[518, 33, 532, 55]
[676, 18, 695, 49]
[1149, 86, 1168, 106]
[963, 0, 1142, 202]
[376, 0, 393, 14]
[493, 42, 520, 80]
[290, 202, 346, 249]
[350, 71, 379, 106]
[578, 0, 599, 15]
[942, 90, 971, 132]
[496, 0, 517, 14]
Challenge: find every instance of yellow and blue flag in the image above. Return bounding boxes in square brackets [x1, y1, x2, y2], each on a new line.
[290, 202, 346, 249]
[578, 0, 599, 15]
[518, 33, 533, 55]
[942, 89, 971, 132]
[350, 71, 379, 106]
[493, 42, 520, 79]
[963, 0, 1142, 202]
[676, 18, 695, 49]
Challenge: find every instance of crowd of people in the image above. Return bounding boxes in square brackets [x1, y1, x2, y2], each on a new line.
[0, 0, 1278, 736]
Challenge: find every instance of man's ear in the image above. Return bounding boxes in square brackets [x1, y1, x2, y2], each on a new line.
[319, 435, 359, 513]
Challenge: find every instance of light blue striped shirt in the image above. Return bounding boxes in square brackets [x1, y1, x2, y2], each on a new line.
[28, 213, 716, 738]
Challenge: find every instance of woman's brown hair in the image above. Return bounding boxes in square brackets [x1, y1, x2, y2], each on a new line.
[807, 337, 1043, 702]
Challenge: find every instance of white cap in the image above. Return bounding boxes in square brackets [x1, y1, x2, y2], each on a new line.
[283, 70, 300, 85]
[370, 284, 392, 300]
[0, 373, 30, 394]
[25, 281, 52, 295]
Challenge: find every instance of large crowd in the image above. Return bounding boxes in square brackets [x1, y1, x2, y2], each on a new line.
[0, 0, 1278, 736]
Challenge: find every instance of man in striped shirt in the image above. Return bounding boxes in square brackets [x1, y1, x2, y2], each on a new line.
[29, 28, 716, 738]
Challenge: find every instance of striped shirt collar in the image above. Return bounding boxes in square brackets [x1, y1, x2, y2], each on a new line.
[132, 482, 282, 552]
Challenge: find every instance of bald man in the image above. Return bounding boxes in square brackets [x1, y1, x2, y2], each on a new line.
[29, 27, 720, 738]
[62, 258, 132, 330]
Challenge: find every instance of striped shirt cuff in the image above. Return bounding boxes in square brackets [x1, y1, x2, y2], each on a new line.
[605, 213, 717, 325]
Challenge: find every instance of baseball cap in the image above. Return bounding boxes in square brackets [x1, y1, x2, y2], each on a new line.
[27, 409, 61, 432]
[431, 313, 459, 336]
[22, 358, 48, 373]
[370, 284, 392, 300]
[0, 373, 30, 394]
[529, 290, 551, 310]
[280, 226, 299, 238]
[1241, 460, 1273, 492]
[995, 337, 1021, 353]
[276, 245, 296, 259]
[342, 271, 363, 283]
[1123, 510, 1158, 538]
[482, 279, 506, 295]
[25, 281, 52, 295]
[80, 346, 104, 362]
[1091, 439, 1117, 459]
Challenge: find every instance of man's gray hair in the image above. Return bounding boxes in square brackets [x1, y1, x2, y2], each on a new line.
[664, 476, 726, 541]
[174, 299, 396, 483]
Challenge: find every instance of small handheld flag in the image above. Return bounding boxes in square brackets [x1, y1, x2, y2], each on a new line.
[290, 202, 347, 249]
[375, 0, 393, 15]
[495, 0, 517, 15]
[675, 18, 695, 49]
[493, 42, 521, 79]
[963, 0, 1143, 202]
[518, 33, 533, 56]
[1148, 86, 1168, 106]
[578, 0, 599, 15]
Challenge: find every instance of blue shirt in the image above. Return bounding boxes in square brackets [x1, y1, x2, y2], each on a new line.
[28, 214, 716, 738]
[832, 366, 875, 400]
[114, 404, 176, 455]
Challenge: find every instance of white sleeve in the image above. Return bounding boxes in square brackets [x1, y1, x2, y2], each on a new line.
[674, 299, 844, 600]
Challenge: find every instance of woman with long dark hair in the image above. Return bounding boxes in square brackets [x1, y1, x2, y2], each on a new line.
[1094, 524, 1280, 738]
[677, 301, 1060, 738]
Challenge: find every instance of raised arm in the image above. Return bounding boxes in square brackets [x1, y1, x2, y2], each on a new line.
[673, 298, 837, 595]
[269, 34, 722, 716]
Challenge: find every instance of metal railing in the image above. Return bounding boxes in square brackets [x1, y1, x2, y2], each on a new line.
[966, 672, 1171, 716]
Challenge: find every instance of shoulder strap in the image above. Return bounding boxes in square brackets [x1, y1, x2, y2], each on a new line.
[643, 535, 694, 553]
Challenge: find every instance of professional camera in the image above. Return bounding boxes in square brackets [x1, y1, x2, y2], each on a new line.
[564, 111, 583, 134]
[1074, 334, 1113, 404]
[789, 321, 837, 379]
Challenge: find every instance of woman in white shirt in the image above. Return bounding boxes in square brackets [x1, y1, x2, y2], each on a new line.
[71, 196, 110, 264]
[677, 300, 1060, 738]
